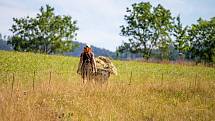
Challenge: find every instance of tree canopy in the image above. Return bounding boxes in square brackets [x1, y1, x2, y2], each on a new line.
[118, 2, 174, 60]
[8, 5, 78, 54]
[188, 17, 215, 63]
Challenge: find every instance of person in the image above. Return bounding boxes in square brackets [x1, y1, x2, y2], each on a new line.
[77, 44, 97, 84]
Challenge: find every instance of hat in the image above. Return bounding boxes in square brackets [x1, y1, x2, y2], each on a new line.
[85, 44, 91, 48]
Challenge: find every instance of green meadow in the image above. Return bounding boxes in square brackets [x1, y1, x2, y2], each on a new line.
[0, 50, 215, 121]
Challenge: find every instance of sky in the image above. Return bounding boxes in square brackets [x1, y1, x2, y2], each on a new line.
[0, 0, 215, 51]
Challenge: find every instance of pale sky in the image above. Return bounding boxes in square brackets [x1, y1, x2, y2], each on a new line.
[0, 0, 215, 51]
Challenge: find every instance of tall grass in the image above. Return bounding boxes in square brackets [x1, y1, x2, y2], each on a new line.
[0, 50, 215, 121]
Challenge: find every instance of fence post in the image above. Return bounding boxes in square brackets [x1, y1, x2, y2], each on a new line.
[194, 73, 197, 89]
[161, 73, 164, 81]
[49, 71, 52, 85]
[73, 65, 76, 71]
[161, 73, 164, 86]
[129, 71, 132, 85]
[11, 73, 15, 96]
[33, 71, 35, 90]
[3, 72, 7, 84]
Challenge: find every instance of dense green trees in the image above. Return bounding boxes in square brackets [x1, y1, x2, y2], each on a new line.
[118, 2, 173, 60]
[8, 5, 78, 54]
[188, 18, 215, 63]
[118, 2, 215, 63]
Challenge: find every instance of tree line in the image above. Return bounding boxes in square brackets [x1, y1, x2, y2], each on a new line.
[117, 2, 215, 64]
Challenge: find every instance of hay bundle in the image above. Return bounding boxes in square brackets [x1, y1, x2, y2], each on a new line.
[93, 56, 117, 83]
[95, 56, 117, 76]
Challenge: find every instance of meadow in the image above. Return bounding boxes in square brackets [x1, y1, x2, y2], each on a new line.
[0, 50, 215, 121]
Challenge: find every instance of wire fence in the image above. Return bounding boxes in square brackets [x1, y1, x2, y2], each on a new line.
[0, 70, 80, 93]
[0, 67, 214, 93]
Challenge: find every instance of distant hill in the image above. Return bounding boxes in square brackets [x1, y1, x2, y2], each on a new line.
[0, 40, 116, 58]
[0, 39, 181, 60]
[64, 41, 116, 58]
[0, 39, 12, 51]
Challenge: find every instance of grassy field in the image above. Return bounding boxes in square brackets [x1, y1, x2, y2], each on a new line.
[0, 50, 215, 121]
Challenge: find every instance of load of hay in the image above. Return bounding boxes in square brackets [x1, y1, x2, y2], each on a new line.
[95, 56, 117, 76]
[92, 56, 117, 83]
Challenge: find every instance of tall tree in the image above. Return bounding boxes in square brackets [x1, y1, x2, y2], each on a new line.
[8, 5, 78, 54]
[118, 2, 173, 60]
[188, 17, 215, 63]
[172, 15, 190, 57]
[153, 4, 173, 60]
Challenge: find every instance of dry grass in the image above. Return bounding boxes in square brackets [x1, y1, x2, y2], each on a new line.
[0, 50, 215, 121]
[0, 77, 215, 121]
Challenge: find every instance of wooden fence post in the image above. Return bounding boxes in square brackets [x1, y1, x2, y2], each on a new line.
[161, 73, 164, 81]
[11, 73, 15, 96]
[6, 72, 8, 84]
[73, 65, 76, 71]
[129, 71, 133, 85]
[161, 73, 164, 86]
[33, 71, 35, 90]
[49, 71, 52, 85]
[194, 73, 197, 89]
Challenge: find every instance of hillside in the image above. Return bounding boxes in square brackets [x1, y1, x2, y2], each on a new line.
[64, 41, 116, 58]
[0, 40, 116, 58]
[0, 50, 215, 120]
[0, 39, 12, 50]
[0, 39, 179, 60]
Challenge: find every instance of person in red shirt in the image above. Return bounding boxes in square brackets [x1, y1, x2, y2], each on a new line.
[77, 44, 97, 84]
